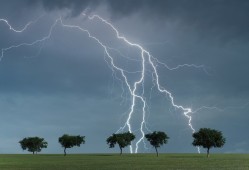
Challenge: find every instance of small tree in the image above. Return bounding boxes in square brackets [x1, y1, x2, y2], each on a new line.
[145, 131, 169, 157]
[192, 128, 226, 157]
[19, 137, 47, 154]
[106, 132, 135, 155]
[58, 134, 85, 156]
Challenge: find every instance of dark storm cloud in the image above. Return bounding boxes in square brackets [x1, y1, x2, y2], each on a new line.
[29, 0, 101, 17]
[106, 0, 249, 43]
[31, 0, 249, 43]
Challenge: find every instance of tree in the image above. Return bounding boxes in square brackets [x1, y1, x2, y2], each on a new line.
[192, 128, 226, 157]
[106, 132, 135, 155]
[19, 137, 47, 154]
[58, 134, 85, 156]
[145, 131, 169, 157]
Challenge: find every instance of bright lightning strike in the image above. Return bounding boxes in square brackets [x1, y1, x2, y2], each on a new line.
[0, 14, 207, 154]
[86, 14, 201, 153]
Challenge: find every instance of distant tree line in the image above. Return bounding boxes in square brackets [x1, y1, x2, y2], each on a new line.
[19, 128, 225, 157]
[19, 134, 85, 156]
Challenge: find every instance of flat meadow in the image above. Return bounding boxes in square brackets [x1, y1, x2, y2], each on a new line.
[0, 153, 248, 170]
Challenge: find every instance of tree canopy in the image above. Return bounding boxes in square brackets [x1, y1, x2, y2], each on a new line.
[58, 134, 85, 156]
[192, 128, 226, 157]
[106, 132, 135, 155]
[19, 137, 48, 154]
[145, 131, 169, 157]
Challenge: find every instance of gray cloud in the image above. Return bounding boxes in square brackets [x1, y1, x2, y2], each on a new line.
[27, 0, 101, 17]
[107, 0, 249, 43]
[29, 0, 249, 43]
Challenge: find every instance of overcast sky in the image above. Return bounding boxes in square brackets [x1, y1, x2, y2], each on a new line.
[0, 0, 249, 154]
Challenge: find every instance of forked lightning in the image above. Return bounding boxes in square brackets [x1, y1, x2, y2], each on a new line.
[1, 14, 207, 153]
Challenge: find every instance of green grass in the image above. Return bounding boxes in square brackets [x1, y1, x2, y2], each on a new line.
[0, 153, 248, 170]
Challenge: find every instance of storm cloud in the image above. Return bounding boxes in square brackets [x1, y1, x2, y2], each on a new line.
[28, 0, 249, 43]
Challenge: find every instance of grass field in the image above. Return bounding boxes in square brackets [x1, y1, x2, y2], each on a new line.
[0, 153, 248, 170]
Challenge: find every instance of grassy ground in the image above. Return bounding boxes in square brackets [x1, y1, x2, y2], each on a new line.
[0, 153, 248, 170]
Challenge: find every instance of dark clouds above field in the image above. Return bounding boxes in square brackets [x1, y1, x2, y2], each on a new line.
[0, 0, 249, 154]
[32, 0, 249, 42]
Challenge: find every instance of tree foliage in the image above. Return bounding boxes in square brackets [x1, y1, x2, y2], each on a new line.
[106, 132, 135, 155]
[145, 131, 169, 157]
[192, 128, 226, 157]
[19, 137, 48, 154]
[58, 134, 85, 156]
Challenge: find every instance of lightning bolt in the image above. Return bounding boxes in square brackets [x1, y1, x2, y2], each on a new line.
[0, 13, 207, 153]
[0, 15, 44, 33]
[192, 101, 249, 113]
[86, 14, 202, 153]
[0, 18, 32, 33]
[0, 14, 49, 62]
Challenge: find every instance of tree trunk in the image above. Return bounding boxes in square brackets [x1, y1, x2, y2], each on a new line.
[32, 151, 34, 155]
[119, 146, 122, 156]
[64, 147, 67, 156]
[207, 148, 210, 158]
[155, 147, 159, 157]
